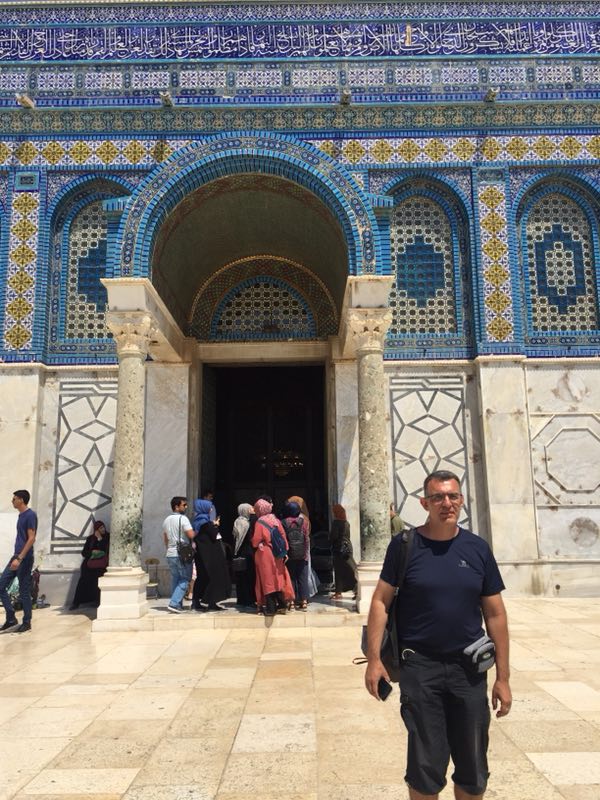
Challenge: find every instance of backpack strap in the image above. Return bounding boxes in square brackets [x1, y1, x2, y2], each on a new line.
[395, 528, 415, 592]
[258, 519, 275, 538]
[388, 528, 415, 672]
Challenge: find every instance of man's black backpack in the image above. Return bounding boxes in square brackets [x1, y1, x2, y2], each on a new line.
[284, 518, 305, 561]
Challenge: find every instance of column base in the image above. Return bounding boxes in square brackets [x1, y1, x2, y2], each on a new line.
[92, 566, 149, 631]
[356, 561, 383, 614]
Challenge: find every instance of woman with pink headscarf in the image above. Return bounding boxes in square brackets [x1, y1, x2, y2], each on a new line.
[252, 497, 294, 615]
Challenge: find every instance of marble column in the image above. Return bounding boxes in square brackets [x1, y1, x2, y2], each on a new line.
[348, 307, 393, 612]
[94, 312, 155, 628]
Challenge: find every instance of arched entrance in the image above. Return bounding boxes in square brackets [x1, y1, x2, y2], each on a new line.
[96, 133, 394, 623]
[148, 168, 348, 531]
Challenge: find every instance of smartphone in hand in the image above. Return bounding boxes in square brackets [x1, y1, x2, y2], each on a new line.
[377, 676, 393, 701]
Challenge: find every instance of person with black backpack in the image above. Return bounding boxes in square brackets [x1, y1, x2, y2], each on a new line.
[281, 501, 310, 610]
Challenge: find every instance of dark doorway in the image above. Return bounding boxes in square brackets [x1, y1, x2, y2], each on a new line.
[209, 365, 326, 535]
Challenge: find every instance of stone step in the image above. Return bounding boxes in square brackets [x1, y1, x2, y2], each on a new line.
[93, 601, 367, 632]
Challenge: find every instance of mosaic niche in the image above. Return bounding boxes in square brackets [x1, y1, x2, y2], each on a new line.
[212, 277, 316, 341]
[189, 256, 338, 342]
[48, 182, 129, 359]
[389, 195, 458, 336]
[522, 191, 599, 333]
[65, 200, 109, 339]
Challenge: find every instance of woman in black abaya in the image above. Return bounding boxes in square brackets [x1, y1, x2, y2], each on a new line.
[192, 499, 232, 611]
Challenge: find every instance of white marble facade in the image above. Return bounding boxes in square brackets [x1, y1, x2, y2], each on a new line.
[1, 357, 599, 602]
[527, 363, 600, 564]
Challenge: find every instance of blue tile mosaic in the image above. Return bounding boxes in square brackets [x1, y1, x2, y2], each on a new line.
[0, 0, 598, 364]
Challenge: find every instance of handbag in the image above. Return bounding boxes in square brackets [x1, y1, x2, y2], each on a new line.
[358, 529, 414, 683]
[87, 551, 108, 569]
[339, 538, 352, 560]
[177, 516, 194, 565]
[232, 556, 247, 573]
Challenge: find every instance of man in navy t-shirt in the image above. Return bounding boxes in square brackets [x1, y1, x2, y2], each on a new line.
[365, 471, 511, 800]
[0, 489, 37, 633]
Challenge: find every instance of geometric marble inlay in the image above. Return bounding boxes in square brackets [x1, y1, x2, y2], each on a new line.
[389, 373, 472, 527]
[51, 380, 117, 554]
[533, 415, 600, 504]
[531, 411, 600, 557]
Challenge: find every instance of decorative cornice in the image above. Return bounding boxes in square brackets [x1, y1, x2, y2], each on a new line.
[2, 102, 599, 136]
[0, 1, 596, 19]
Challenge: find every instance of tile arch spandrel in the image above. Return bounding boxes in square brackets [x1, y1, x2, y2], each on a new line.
[115, 134, 380, 281]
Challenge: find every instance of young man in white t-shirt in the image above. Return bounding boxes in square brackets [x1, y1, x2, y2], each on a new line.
[162, 496, 194, 613]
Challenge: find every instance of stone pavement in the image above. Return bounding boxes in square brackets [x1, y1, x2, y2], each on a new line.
[1, 598, 600, 800]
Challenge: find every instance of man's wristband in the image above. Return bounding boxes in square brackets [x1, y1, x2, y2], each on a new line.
[15, 555, 22, 562]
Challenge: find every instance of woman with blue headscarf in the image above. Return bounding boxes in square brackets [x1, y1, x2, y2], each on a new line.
[191, 498, 231, 611]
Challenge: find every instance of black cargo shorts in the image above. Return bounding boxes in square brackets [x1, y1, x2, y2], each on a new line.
[399, 647, 491, 796]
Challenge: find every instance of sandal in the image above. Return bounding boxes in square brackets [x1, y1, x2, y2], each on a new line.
[300, 601, 308, 611]
[330, 593, 343, 600]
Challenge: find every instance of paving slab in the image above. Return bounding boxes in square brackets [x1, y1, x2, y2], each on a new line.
[1, 597, 600, 799]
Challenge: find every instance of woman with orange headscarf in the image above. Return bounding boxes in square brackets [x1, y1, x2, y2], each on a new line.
[329, 503, 357, 599]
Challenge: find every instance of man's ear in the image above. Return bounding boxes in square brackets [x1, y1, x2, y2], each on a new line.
[419, 497, 428, 511]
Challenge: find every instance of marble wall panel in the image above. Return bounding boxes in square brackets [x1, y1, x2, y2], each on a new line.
[0, 512, 15, 564]
[332, 360, 360, 555]
[526, 363, 600, 560]
[142, 363, 191, 564]
[477, 360, 538, 559]
[0, 370, 43, 516]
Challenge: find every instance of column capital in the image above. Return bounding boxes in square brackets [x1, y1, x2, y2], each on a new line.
[106, 312, 157, 359]
[347, 307, 393, 355]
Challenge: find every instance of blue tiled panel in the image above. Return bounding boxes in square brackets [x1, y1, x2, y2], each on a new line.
[0, 3, 599, 364]
[397, 236, 446, 308]
[77, 237, 108, 311]
[534, 225, 586, 315]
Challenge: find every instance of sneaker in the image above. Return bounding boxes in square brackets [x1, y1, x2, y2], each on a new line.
[167, 605, 183, 614]
[16, 621, 31, 633]
[0, 619, 18, 632]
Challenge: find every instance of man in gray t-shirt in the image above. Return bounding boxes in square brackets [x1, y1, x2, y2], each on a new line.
[162, 496, 194, 613]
